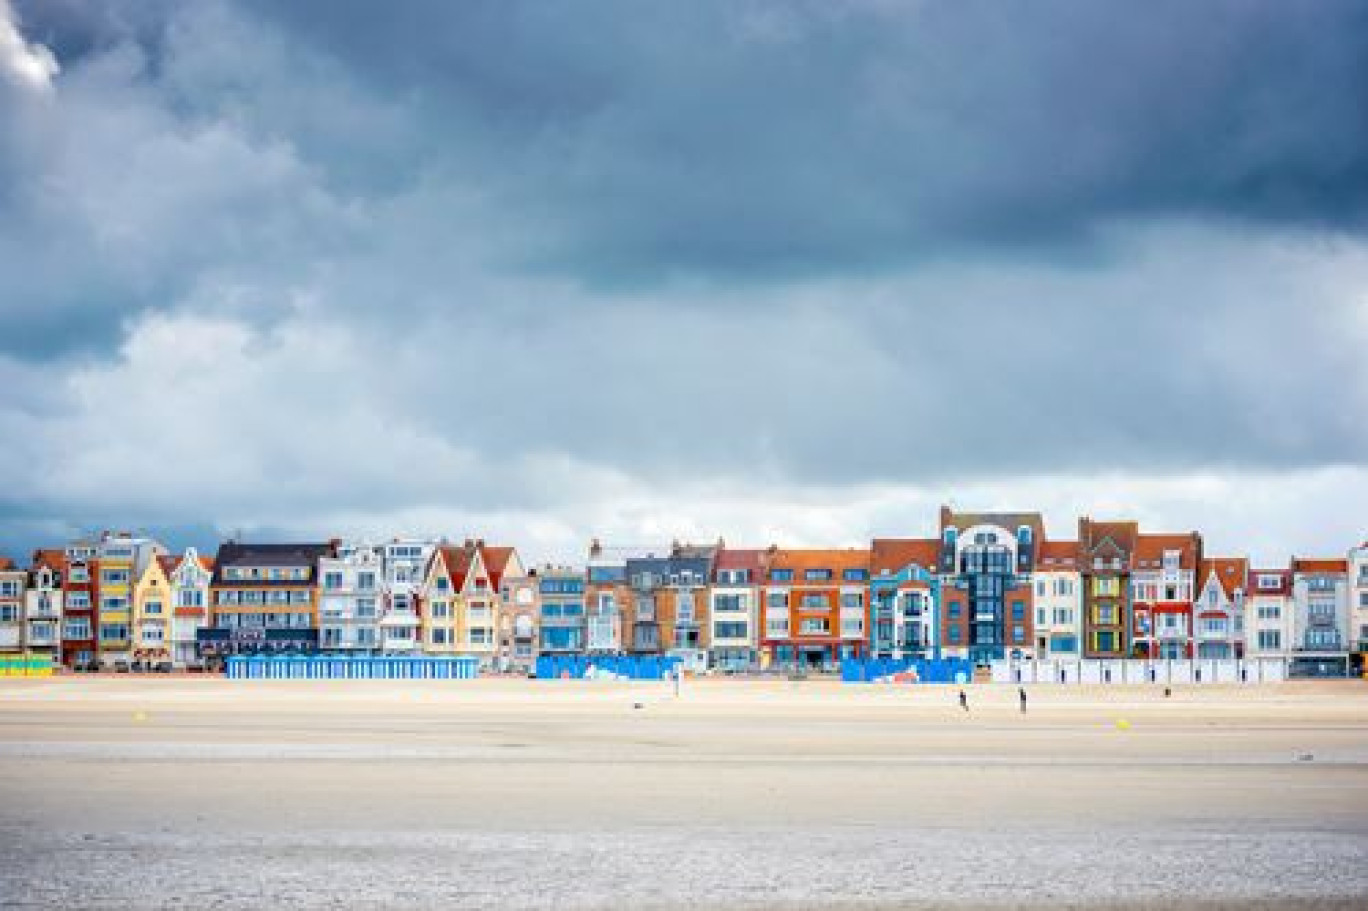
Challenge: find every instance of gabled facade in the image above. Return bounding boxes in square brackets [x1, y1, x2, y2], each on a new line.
[23, 550, 64, 664]
[455, 540, 498, 664]
[1290, 557, 1350, 675]
[484, 544, 537, 671]
[420, 546, 464, 654]
[93, 533, 166, 668]
[1031, 541, 1082, 659]
[168, 548, 213, 667]
[536, 565, 586, 656]
[131, 555, 173, 668]
[1077, 519, 1137, 659]
[318, 543, 383, 653]
[1194, 557, 1247, 659]
[939, 508, 1040, 663]
[1246, 568, 1293, 658]
[762, 546, 870, 671]
[868, 538, 939, 660]
[202, 541, 334, 660]
[709, 547, 768, 670]
[1130, 532, 1201, 659]
[0, 557, 25, 655]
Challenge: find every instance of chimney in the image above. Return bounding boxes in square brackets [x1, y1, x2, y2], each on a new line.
[589, 538, 602, 558]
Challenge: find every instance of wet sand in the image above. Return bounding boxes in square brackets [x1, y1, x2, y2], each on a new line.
[1, 677, 1366, 909]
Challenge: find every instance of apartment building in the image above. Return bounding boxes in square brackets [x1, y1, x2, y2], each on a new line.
[623, 543, 716, 666]
[1031, 540, 1082, 659]
[1349, 543, 1368, 668]
[1246, 567, 1293, 658]
[762, 547, 870, 671]
[868, 538, 939, 660]
[200, 541, 334, 660]
[131, 554, 173, 668]
[708, 548, 767, 670]
[23, 550, 63, 664]
[59, 539, 97, 668]
[536, 565, 586, 657]
[938, 509, 1040, 663]
[318, 543, 383, 653]
[167, 548, 213, 667]
[1078, 519, 1137, 658]
[0, 558, 24, 655]
[1290, 557, 1350, 676]
[585, 541, 632, 654]
[1130, 533, 1201, 659]
[1195, 557, 1247, 659]
[93, 533, 166, 668]
[485, 545, 537, 672]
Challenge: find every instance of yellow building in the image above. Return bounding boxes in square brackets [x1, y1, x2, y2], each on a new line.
[94, 534, 164, 667]
[132, 556, 175, 669]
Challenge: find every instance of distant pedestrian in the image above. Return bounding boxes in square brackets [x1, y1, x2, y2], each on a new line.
[958, 690, 969, 712]
[1164, 686, 1172, 698]
[1019, 687, 1027, 714]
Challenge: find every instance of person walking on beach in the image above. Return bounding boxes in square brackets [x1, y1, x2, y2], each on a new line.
[1019, 687, 1027, 714]
[958, 690, 969, 712]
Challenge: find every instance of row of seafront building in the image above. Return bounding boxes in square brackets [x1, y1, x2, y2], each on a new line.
[1, 507, 1366, 676]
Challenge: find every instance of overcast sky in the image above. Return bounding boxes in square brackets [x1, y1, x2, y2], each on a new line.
[1, 0, 1365, 565]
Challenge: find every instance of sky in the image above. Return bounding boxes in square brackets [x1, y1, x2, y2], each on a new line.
[1, 0, 1365, 566]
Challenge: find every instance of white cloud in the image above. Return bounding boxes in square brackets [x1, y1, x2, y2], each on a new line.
[0, 0, 57, 93]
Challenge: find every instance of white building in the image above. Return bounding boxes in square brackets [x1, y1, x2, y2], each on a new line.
[1032, 540, 1082, 659]
[167, 549, 214, 668]
[378, 539, 436, 655]
[1245, 568, 1294, 658]
[709, 548, 767, 670]
[0, 558, 26, 655]
[23, 551, 63, 664]
[1290, 557, 1351, 676]
[1349, 543, 1368, 662]
[318, 543, 383, 653]
[1194, 557, 1247, 659]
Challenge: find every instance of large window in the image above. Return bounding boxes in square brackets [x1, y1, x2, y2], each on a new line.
[714, 621, 748, 639]
[714, 594, 746, 613]
[1257, 630, 1281, 650]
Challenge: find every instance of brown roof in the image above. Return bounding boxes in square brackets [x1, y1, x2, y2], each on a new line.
[157, 555, 179, 576]
[1078, 519, 1139, 557]
[1134, 533, 1201, 569]
[0, 556, 16, 572]
[479, 544, 516, 589]
[870, 539, 939, 576]
[769, 548, 870, 576]
[1200, 557, 1248, 598]
[439, 546, 477, 591]
[1036, 540, 1079, 568]
[1248, 568, 1291, 594]
[713, 548, 769, 572]
[1292, 557, 1348, 575]
[30, 549, 66, 571]
[941, 506, 1045, 540]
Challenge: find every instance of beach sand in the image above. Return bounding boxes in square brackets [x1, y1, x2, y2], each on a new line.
[1, 676, 1365, 909]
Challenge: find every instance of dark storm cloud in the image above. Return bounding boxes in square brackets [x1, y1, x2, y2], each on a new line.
[1, 0, 1366, 561]
[224, 0, 1368, 283]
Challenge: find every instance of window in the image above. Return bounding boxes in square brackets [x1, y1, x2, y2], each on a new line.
[1094, 631, 1116, 652]
[99, 622, 130, 642]
[0, 581, 20, 598]
[1305, 628, 1341, 649]
[101, 597, 129, 612]
[1011, 601, 1024, 621]
[1095, 604, 1116, 625]
[767, 592, 789, 610]
[144, 601, 164, 616]
[799, 617, 830, 635]
[1013, 625, 1025, 643]
[770, 569, 794, 582]
[101, 570, 130, 585]
[714, 594, 746, 613]
[1257, 630, 1281, 650]
[840, 592, 863, 610]
[1036, 608, 1047, 626]
[470, 628, 490, 645]
[1050, 635, 1077, 653]
[430, 601, 450, 619]
[0, 605, 17, 622]
[356, 628, 376, 646]
[841, 617, 863, 636]
[947, 626, 961, 644]
[1053, 608, 1072, 626]
[356, 598, 377, 618]
[140, 624, 164, 643]
[540, 626, 583, 650]
[714, 621, 748, 639]
[1257, 603, 1281, 620]
[842, 569, 868, 582]
[66, 593, 90, 609]
[431, 628, 451, 645]
[804, 569, 831, 582]
[64, 618, 91, 639]
[765, 618, 789, 637]
[948, 602, 962, 620]
[177, 590, 204, 608]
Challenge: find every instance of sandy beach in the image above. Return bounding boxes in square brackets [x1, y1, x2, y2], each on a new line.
[1, 676, 1366, 909]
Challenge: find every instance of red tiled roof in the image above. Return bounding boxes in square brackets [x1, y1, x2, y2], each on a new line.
[769, 548, 870, 576]
[30, 549, 66, 571]
[1134, 533, 1200, 567]
[478, 545, 516, 589]
[1292, 557, 1348, 574]
[870, 539, 939, 575]
[1036, 540, 1079, 568]
[1200, 557, 1248, 598]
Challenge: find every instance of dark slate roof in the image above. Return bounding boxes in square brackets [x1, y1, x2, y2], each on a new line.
[211, 542, 334, 585]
